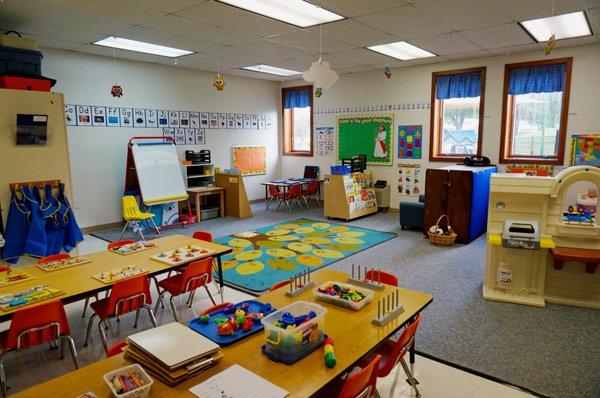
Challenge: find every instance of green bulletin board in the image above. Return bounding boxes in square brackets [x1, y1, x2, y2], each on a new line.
[337, 114, 393, 165]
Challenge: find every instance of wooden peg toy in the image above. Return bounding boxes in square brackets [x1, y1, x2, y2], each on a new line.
[285, 269, 315, 297]
[372, 288, 404, 326]
[348, 265, 385, 290]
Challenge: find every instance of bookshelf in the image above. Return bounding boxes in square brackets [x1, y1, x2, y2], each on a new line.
[182, 164, 214, 189]
[324, 171, 378, 221]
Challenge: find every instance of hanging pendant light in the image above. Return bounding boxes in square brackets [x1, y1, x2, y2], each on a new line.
[303, 19, 338, 94]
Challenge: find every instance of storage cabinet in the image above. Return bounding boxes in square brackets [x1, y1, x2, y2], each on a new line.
[182, 163, 214, 189]
[423, 165, 496, 243]
[324, 171, 378, 221]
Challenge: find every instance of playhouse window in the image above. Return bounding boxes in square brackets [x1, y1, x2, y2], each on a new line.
[562, 181, 597, 226]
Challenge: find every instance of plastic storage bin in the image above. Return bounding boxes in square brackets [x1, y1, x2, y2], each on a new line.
[313, 281, 374, 311]
[201, 207, 219, 220]
[261, 301, 327, 364]
[0, 75, 54, 91]
[330, 164, 351, 175]
[0, 46, 42, 75]
[103, 363, 153, 398]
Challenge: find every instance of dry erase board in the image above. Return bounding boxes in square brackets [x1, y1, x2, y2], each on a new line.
[131, 143, 188, 205]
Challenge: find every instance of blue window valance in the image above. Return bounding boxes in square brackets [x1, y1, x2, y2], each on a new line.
[435, 72, 481, 100]
[284, 88, 310, 109]
[508, 63, 566, 95]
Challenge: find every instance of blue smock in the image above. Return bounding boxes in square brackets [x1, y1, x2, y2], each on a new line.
[57, 183, 83, 251]
[1, 189, 30, 263]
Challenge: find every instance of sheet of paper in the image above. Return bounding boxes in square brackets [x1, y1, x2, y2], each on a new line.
[189, 364, 288, 398]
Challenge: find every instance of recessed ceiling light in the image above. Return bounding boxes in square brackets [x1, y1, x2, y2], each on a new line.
[93, 37, 194, 57]
[520, 11, 592, 42]
[367, 41, 436, 60]
[241, 64, 302, 76]
[217, 0, 344, 28]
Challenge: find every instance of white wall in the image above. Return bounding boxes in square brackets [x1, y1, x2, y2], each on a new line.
[281, 43, 600, 208]
[42, 49, 281, 228]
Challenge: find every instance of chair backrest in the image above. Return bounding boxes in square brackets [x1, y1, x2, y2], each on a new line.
[365, 270, 398, 287]
[377, 313, 423, 378]
[338, 354, 381, 398]
[6, 300, 70, 351]
[192, 231, 213, 242]
[38, 253, 70, 264]
[288, 184, 302, 196]
[107, 275, 152, 317]
[199, 302, 233, 316]
[107, 239, 135, 250]
[268, 185, 281, 196]
[269, 279, 291, 292]
[106, 340, 128, 358]
[122, 196, 142, 219]
[307, 180, 319, 193]
[180, 258, 213, 293]
[0, 264, 11, 272]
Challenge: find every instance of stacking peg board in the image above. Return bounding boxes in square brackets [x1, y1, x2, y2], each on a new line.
[285, 270, 315, 298]
[372, 289, 404, 326]
[347, 264, 385, 290]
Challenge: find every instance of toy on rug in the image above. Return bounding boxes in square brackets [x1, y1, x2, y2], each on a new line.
[323, 337, 336, 368]
[372, 289, 404, 326]
[92, 265, 147, 284]
[347, 264, 384, 290]
[0, 284, 64, 311]
[285, 270, 315, 297]
[150, 245, 214, 266]
[36, 256, 92, 272]
[0, 269, 33, 287]
[314, 281, 374, 311]
[110, 241, 157, 255]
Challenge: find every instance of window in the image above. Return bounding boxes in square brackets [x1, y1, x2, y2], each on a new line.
[282, 85, 313, 156]
[500, 58, 572, 164]
[429, 67, 486, 161]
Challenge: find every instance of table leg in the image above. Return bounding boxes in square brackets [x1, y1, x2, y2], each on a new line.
[410, 338, 416, 374]
[217, 255, 224, 302]
[220, 191, 225, 217]
[195, 193, 201, 222]
[265, 185, 268, 210]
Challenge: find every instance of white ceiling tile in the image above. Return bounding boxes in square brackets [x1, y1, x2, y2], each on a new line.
[204, 45, 292, 67]
[328, 48, 401, 65]
[240, 39, 315, 59]
[356, 5, 452, 39]
[34, 36, 85, 51]
[552, 35, 599, 47]
[410, 32, 482, 55]
[586, 7, 600, 34]
[182, 52, 250, 69]
[412, 0, 511, 31]
[125, 0, 209, 13]
[495, 0, 598, 21]
[485, 43, 544, 56]
[226, 67, 291, 81]
[175, 1, 299, 38]
[442, 50, 491, 60]
[317, 0, 407, 17]
[460, 23, 534, 49]
[282, 54, 365, 71]
[269, 30, 354, 53]
[406, 56, 448, 66]
[321, 55, 367, 70]
[118, 26, 221, 53]
[306, 19, 400, 47]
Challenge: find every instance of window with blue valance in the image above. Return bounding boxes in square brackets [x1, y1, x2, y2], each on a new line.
[283, 88, 310, 109]
[508, 63, 566, 95]
[435, 72, 481, 100]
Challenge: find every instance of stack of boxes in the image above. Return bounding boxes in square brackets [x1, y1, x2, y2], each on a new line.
[0, 31, 55, 91]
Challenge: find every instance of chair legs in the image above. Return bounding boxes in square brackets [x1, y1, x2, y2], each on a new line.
[399, 357, 421, 398]
[0, 354, 8, 398]
[156, 285, 217, 323]
[148, 218, 162, 237]
[119, 222, 129, 240]
[59, 335, 79, 369]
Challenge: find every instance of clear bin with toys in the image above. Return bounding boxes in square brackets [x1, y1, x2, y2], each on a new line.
[103, 363, 153, 398]
[313, 281, 374, 311]
[261, 301, 327, 364]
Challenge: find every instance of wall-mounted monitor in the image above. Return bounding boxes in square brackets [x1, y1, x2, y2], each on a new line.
[16, 114, 48, 145]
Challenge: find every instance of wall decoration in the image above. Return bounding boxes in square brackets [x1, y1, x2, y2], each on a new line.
[76, 105, 91, 126]
[120, 108, 133, 127]
[316, 126, 335, 156]
[145, 109, 158, 127]
[569, 134, 600, 167]
[65, 104, 76, 126]
[133, 109, 146, 127]
[506, 164, 554, 176]
[314, 101, 430, 115]
[91, 106, 106, 126]
[175, 128, 185, 145]
[163, 128, 175, 142]
[106, 107, 120, 127]
[397, 125, 423, 159]
[110, 84, 123, 98]
[337, 114, 394, 166]
[190, 112, 200, 128]
[157, 110, 169, 127]
[227, 113, 235, 129]
[163, 128, 205, 146]
[213, 73, 226, 91]
[232, 146, 267, 175]
[243, 114, 251, 129]
[219, 113, 227, 128]
[384, 65, 391, 79]
[169, 110, 179, 127]
[235, 114, 243, 129]
[200, 112, 209, 128]
[195, 128, 205, 145]
[251, 114, 258, 129]
[397, 163, 423, 196]
[185, 128, 195, 145]
[180, 111, 190, 127]
[258, 115, 266, 130]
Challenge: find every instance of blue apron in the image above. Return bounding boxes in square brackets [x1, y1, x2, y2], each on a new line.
[1, 189, 30, 263]
[22, 186, 47, 258]
[57, 183, 83, 251]
[40, 185, 63, 256]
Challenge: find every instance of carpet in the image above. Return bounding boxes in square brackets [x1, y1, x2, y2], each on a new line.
[213, 218, 396, 293]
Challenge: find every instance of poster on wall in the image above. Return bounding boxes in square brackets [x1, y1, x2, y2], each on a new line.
[219, 113, 227, 128]
[65, 104, 76, 126]
[506, 164, 554, 176]
[175, 128, 185, 145]
[397, 125, 422, 159]
[185, 128, 195, 144]
[145, 109, 158, 127]
[258, 115, 266, 130]
[227, 114, 235, 129]
[337, 114, 393, 165]
[232, 146, 266, 175]
[106, 107, 120, 127]
[235, 114, 243, 129]
[243, 114, 251, 129]
[200, 113, 209, 128]
[190, 112, 200, 128]
[179, 111, 190, 127]
[133, 109, 146, 127]
[397, 163, 423, 196]
[157, 110, 169, 127]
[169, 111, 180, 127]
[251, 115, 258, 129]
[569, 134, 600, 167]
[195, 128, 205, 145]
[163, 128, 175, 142]
[209, 113, 218, 129]
[76, 105, 91, 126]
[315, 126, 335, 156]
[120, 108, 133, 127]
[92, 106, 106, 126]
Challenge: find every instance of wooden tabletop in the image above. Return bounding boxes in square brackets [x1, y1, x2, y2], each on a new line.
[551, 246, 600, 261]
[0, 235, 232, 321]
[13, 269, 432, 398]
[187, 187, 225, 193]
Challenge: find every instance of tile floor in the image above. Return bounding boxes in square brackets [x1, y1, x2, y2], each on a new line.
[3, 235, 534, 397]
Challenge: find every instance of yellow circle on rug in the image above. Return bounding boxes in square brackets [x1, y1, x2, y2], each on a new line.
[235, 250, 262, 261]
[302, 237, 331, 245]
[334, 237, 364, 244]
[228, 238, 252, 248]
[294, 226, 315, 234]
[277, 223, 300, 230]
[287, 242, 313, 253]
[222, 260, 238, 270]
[268, 235, 300, 242]
[267, 258, 297, 271]
[329, 226, 350, 232]
[312, 249, 344, 259]
[328, 244, 360, 251]
[312, 222, 331, 229]
[296, 254, 324, 267]
[265, 229, 290, 236]
[236, 261, 265, 275]
[265, 248, 296, 258]
[337, 231, 365, 238]
[306, 231, 330, 237]
[256, 240, 283, 248]
[231, 247, 244, 255]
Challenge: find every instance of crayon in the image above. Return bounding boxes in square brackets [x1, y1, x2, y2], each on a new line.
[110, 376, 123, 394]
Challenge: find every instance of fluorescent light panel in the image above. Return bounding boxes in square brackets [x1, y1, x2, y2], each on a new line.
[93, 36, 193, 57]
[242, 64, 301, 76]
[217, 0, 344, 28]
[367, 41, 436, 60]
[520, 11, 592, 42]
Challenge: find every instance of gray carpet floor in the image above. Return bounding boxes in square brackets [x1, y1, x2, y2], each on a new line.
[93, 204, 600, 398]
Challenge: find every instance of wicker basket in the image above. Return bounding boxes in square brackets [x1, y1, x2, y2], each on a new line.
[427, 214, 457, 246]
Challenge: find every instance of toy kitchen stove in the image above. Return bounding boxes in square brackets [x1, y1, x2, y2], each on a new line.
[501, 220, 540, 250]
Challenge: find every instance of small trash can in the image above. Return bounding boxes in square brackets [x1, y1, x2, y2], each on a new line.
[374, 182, 390, 212]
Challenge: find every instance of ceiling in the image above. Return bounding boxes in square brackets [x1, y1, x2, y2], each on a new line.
[1, 0, 599, 81]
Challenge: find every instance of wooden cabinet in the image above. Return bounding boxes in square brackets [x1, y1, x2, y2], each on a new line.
[324, 172, 378, 221]
[214, 173, 252, 219]
[182, 163, 214, 189]
[424, 165, 496, 243]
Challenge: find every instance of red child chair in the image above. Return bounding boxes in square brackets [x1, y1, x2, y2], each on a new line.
[0, 301, 79, 397]
[107, 239, 135, 250]
[338, 354, 381, 398]
[192, 231, 221, 296]
[106, 340, 128, 358]
[154, 258, 216, 322]
[267, 185, 284, 210]
[269, 279, 291, 292]
[0, 264, 10, 272]
[365, 270, 399, 287]
[84, 275, 157, 352]
[302, 180, 320, 207]
[284, 184, 304, 211]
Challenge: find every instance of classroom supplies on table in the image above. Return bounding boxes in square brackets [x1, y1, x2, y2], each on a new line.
[92, 265, 147, 284]
[0, 268, 32, 286]
[187, 300, 275, 345]
[0, 284, 63, 311]
[103, 363, 153, 398]
[189, 364, 289, 398]
[109, 241, 157, 255]
[36, 255, 92, 272]
[124, 322, 222, 386]
[347, 264, 385, 290]
[149, 245, 214, 266]
[372, 289, 404, 326]
[284, 270, 315, 298]
[323, 337, 336, 368]
[261, 301, 327, 365]
[314, 281, 374, 311]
